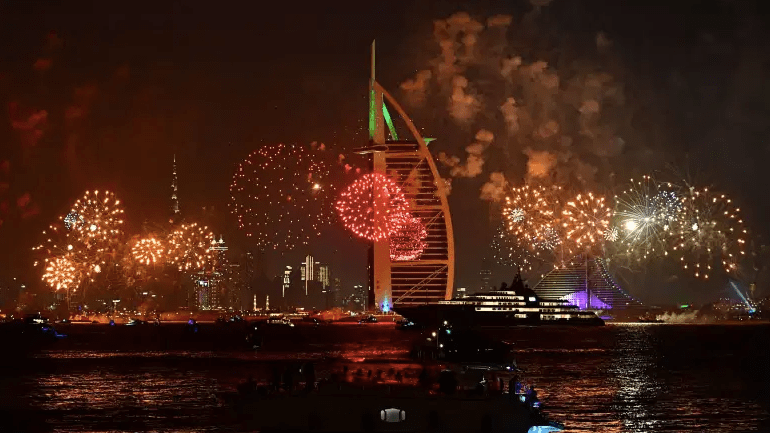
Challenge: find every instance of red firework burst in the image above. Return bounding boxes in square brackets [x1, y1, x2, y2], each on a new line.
[335, 173, 409, 242]
[389, 214, 427, 261]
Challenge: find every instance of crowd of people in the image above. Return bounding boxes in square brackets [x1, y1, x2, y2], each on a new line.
[236, 362, 542, 412]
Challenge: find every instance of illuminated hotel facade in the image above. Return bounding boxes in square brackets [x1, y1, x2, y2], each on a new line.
[533, 255, 643, 310]
[356, 42, 455, 310]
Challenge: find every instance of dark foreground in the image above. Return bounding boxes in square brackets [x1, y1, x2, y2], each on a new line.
[0, 322, 769, 432]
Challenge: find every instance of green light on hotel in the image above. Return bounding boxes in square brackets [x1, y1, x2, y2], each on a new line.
[382, 103, 398, 140]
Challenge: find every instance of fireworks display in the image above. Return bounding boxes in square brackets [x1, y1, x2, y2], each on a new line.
[604, 226, 619, 242]
[491, 223, 538, 270]
[229, 143, 335, 250]
[670, 186, 747, 279]
[63, 211, 84, 230]
[561, 192, 613, 255]
[336, 173, 410, 242]
[42, 256, 79, 292]
[389, 214, 428, 261]
[500, 185, 613, 265]
[131, 237, 165, 266]
[68, 190, 125, 249]
[502, 184, 562, 252]
[608, 177, 747, 278]
[166, 223, 215, 271]
[611, 176, 679, 264]
[34, 190, 126, 290]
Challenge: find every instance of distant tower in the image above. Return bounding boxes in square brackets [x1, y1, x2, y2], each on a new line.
[282, 266, 292, 299]
[301, 255, 315, 296]
[480, 259, 492, 292]
[171, 154, 181, 222]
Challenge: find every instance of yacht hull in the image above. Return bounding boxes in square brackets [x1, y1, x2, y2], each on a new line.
[395, 305, 604, 328]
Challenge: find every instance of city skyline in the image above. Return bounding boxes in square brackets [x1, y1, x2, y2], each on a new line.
[2, 1, 770, 309]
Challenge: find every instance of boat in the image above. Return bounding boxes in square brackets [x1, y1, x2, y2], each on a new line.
[395, 271, 604, 328]
[265, 316, 295, 327]
[226, 367, 563, 433]
[0, 314, 66, 350]
[637, 313, 664, 323]
[225, 323, 561, 432]
[396, 319, 424, 331]
[411, 325, 516, 369]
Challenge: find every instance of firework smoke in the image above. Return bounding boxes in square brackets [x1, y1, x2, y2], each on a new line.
[402, 10, 640, 195]
[438, 129, 494, 178]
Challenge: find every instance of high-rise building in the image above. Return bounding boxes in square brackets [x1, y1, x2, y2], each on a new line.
[193, 235, 229, 310]
[170, 154, 181, 222]
[480, 260, 492, 292]
[317, 264, 330, 289]
[241, 251, 257, 310]
[300, 255, 315, 296]
[354, 284, 367, 308]
[194, 277, 219, 310]
[226, 262, 243, 310]
[211, 235, 227, 256]
[354, 43, 454, 310]
[297, 255, 331, 308]
[330, 277, 342, 308]
[282, 266, 292, 299]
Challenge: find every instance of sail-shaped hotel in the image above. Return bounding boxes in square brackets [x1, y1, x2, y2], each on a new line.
[355, 42, 455, 311]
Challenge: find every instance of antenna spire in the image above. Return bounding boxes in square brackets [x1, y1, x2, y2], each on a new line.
[369, 40, 376, 141]
[171, 154, 180, 219]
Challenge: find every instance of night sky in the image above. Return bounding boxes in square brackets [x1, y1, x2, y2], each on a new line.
[1, 0, 769, 305]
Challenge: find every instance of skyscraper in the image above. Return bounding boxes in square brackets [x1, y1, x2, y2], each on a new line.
[480, 259, 492, 292]
[297, 255, 332, 309]
[170, 154, 181, 222]
[300, 255, 314, 295]
[355, 42, 454, 310]
[300, 256, 332, 290]
[241, 251, 257, 310]
[330, 277, 342, 308]
[193, 236, 229, 310]
[354, 284, 367, 309]
[282, 266, 292, 299]
[317, 264, 330, 289]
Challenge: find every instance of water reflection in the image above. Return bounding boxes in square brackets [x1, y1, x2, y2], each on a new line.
[609, 324, 664, 432]
[0, 323, 766, 432]
[30, 369, 221, 431]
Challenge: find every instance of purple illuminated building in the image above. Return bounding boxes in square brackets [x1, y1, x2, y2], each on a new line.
[533, 256, 643, 310]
